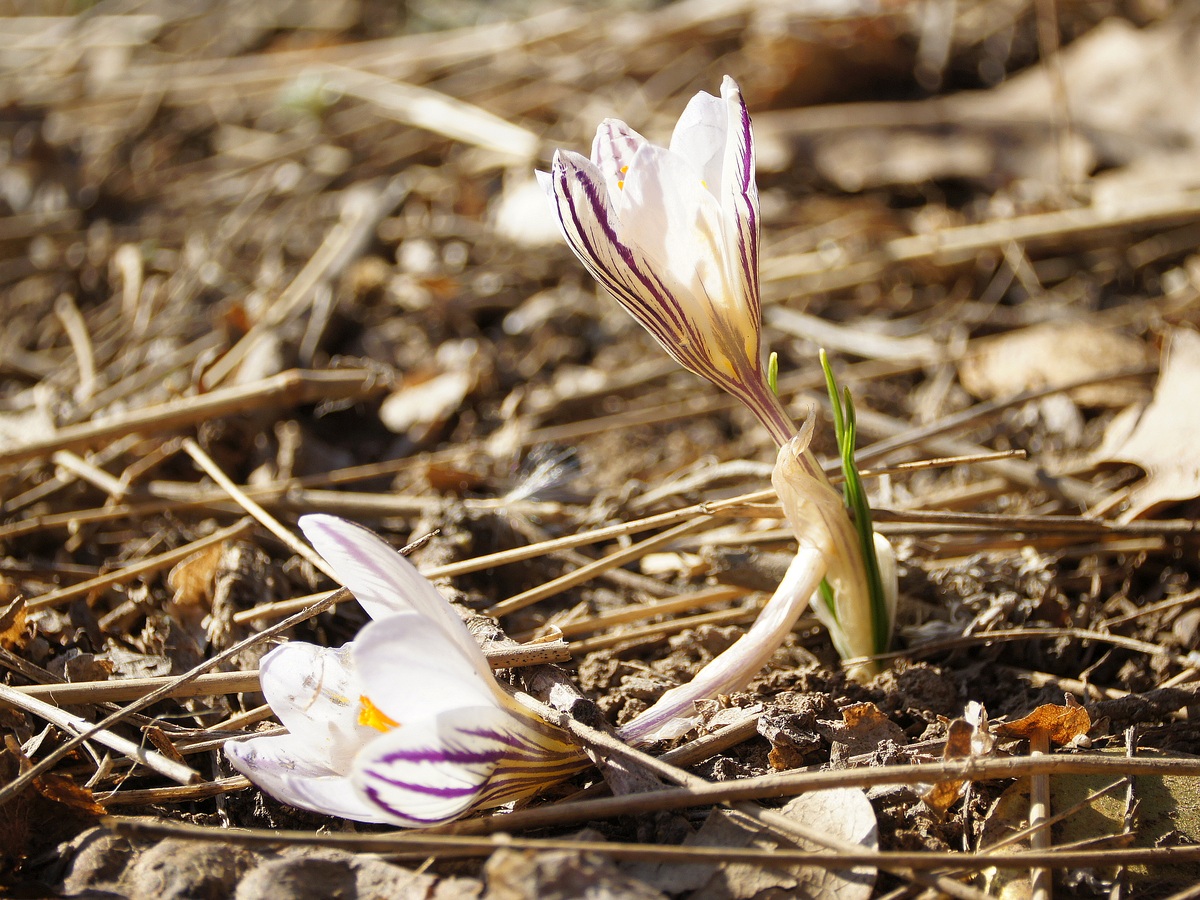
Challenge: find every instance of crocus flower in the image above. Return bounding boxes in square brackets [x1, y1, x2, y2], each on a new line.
[225, 515, 584, 826]
[539, 76, 794, 446]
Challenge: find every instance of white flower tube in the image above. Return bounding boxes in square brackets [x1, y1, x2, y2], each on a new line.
[619, 417, 854, 743]
[225, 515, 583, 827]
[539, 76, 794, 446]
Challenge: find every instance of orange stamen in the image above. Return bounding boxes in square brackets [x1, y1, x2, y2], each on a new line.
[358, 695, 400, 732]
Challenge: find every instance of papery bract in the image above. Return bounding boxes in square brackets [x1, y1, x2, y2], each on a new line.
[774, 426, 899, 675]
[225, 515, 583, 826]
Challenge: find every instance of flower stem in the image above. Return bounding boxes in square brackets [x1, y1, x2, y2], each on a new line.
[741, 371, 797, 449]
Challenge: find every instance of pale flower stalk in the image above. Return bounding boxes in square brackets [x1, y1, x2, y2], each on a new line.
[225, 515, 584, 826]
[619, 414, 883, 742]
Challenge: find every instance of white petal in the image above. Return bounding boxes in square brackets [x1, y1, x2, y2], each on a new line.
[351, 705, 516, 827]
[353, 611, 501, 724]
[591, 118, 648, 198]
[257, 641, 372, 772]
[668, 89, 726, 199]
[619, 143, 734, 325]
[718, 75, 761, 335]
[298, 514, 491, 679]
[224, 733, 391, 823]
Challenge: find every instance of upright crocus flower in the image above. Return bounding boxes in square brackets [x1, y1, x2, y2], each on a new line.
[543, 78, 897, 696]
[539, 76, 794, 447]
[225, 515, 584, 826]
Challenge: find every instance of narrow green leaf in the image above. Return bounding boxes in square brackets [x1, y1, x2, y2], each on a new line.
[819, 350, 891, 657]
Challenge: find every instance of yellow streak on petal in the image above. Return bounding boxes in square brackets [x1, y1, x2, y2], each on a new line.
[357, 695, 400, 732]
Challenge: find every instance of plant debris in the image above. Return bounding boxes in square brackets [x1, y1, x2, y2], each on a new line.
[1, 1, 1199, 896]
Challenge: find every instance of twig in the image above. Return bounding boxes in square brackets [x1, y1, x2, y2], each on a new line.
[1, 641, 571, 706]
[487, 518, 714, 617]
[181, 437, 336, 580]
[0, 368, 389, 467]
[0, 683, 198, 786]
[432, 754, 1200, 837]
[104, 815, 1200, 871]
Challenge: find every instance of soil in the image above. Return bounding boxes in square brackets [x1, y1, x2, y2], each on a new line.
[1, 2, 1198, 897]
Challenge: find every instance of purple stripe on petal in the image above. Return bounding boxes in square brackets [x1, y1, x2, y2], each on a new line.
[375, 744, 505, 766]
[360, 771, 484, 799]
[360, 786, 466, 825]
[554, 164, 728, 381]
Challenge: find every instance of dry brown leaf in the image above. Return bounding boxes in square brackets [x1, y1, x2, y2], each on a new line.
[0, 595, 28, 651]
[958, 322, 1148, 405]
[818, 702, 906, 759]
[167, 542, 224, 607]
[1096, 327, 1200, 520]
[995, 698, 1091, 747]
[921, 702, 996, 817]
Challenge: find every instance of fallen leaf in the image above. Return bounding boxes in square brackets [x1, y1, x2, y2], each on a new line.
[167, 542, 224, 607]
[995, 698, 1091, 747]
[1096, 328, 1200, 520]
[0, 596, 28, 650]
[921, 702, 996, 817]
[817, 702, 906, 760]
[625, 789, 877, 900]
[958, 322, 1148, 405]
[980, 748, 1200, 889]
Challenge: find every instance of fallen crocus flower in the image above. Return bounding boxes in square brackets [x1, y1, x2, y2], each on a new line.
[539, 75, 794, 446]
[225, 514, 584, 826]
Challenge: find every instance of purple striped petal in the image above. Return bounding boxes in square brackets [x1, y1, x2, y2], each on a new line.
[546, 150, 715, 377]
[353, 703, 584, 826]
[224, 734, 392, 824]
[541, 79, 770, 408]
[719, 75, 761, 340]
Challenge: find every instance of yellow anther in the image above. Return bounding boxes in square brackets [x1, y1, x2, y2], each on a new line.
[358, 695, 400, 732]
